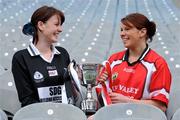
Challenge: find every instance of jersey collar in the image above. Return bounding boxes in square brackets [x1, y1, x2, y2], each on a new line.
[27, 42, 61, 56]
[123, 44, 150, 65]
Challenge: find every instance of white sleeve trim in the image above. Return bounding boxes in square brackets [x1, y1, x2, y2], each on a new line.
[150, 88, 169, 99]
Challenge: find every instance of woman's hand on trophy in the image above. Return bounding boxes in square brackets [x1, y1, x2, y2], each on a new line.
[97, 70, 108, 83]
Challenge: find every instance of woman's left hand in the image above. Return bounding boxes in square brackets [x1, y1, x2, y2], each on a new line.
[109, 92, 131, 104]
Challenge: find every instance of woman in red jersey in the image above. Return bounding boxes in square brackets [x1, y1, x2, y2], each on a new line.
[88, 12, 172, 120]
[98, 12, 171, 112]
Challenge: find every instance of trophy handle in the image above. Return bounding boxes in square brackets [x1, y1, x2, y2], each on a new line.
[68, 60, 83, 95]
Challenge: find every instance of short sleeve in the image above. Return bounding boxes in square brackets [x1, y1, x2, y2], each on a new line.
[149, 58, 172, 106]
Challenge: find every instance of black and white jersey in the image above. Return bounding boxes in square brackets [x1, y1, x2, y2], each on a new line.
[12, 43, 71, 107]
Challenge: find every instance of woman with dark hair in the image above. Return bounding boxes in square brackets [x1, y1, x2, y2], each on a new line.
[97, 13, 172, 112]
[12, 6, 81, 107]
[88, 12, 172, 120]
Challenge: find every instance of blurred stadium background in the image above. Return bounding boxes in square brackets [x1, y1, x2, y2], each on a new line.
[0, 0, 180, 119]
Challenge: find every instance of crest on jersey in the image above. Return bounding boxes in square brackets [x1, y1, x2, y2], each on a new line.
[33, 71, 44, 83]
[112, 72, 118, 80]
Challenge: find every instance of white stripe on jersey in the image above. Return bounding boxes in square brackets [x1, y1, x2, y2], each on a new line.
[111, 60, 122, 69]
[141, 60, 156, 99]
[140, 47, 150, 60]
[27, 46, 34, 56]
[149, 88, 169, 99]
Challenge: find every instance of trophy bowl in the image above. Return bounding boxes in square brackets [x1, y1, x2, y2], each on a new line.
[81, 63, 103, 86]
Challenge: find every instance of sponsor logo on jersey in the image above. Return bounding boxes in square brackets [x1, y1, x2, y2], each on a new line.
[47, 65, 58, 77]
[38, 85, 68, 103]
[112, 72, 118, 80]
[49, 86, 62, 96]
[48, 70, 58, 77]
[33, 71, 44, 83]
[112, 84, 139, 95]
[123, 67, 135, 73]
[47, 66, 56, 70]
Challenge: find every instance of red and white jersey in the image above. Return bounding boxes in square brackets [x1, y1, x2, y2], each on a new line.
[107, 47, 171, 106]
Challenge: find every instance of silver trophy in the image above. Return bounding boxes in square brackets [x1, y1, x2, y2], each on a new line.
[79, 63, 103, 115]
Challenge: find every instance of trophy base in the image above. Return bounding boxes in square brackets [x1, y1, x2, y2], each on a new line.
[85, 109, 96, 115]
[81, 99, 98, 115]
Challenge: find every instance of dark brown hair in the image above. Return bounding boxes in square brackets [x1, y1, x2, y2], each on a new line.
[121, 13, 156, 42]
[22, 6, 65, 44]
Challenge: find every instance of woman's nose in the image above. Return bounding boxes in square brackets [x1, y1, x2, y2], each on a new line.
[58, 25, 62, 32]
[120, 30, 125, 36]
